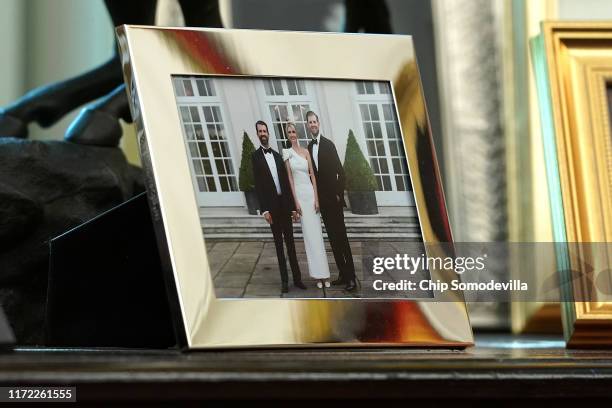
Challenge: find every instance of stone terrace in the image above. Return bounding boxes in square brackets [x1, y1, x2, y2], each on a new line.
[208, 239, 430, 299]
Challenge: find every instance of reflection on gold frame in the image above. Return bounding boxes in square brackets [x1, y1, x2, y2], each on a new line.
[505, 0, 562, 334]
[116, 26, 473, 348]
[542, 22, 612, 346]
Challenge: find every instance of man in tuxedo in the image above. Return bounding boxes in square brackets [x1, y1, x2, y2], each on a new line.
[306, 111, 357, 291]
[251, 120, 306, 293]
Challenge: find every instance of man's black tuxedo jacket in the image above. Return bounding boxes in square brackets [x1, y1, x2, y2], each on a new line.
[252, 146, 296, 215]
[309, 135, 346, 207]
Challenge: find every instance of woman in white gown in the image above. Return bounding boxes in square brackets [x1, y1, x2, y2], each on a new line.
[283, 122, 331, 288]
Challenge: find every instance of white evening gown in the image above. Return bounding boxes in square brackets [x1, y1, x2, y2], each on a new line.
[283, 148, 331, 280]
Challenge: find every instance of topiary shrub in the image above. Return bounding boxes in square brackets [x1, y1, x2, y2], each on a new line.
[343, 130, 378, 191]
[238, 131, 256, 192]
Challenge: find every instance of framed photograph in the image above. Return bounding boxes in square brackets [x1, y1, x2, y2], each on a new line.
[533, 22, 612, 346]
[117, 26, 473, 348]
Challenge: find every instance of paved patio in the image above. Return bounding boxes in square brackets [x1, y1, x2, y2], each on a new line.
[208, 239, 431, 299]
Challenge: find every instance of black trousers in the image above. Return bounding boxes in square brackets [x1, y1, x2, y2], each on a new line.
[320, 203, 355, 282]
[269, 209, 302, 285]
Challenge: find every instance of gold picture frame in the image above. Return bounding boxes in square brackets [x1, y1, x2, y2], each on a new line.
[116, 25, 473, 349]
[540, 22, 612, 346]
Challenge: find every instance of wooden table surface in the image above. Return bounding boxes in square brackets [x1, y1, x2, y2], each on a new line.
[1, 334, 612, 403]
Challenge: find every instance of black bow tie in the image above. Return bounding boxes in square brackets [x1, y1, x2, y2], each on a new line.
[310, 139, 318, 146]
[263, 148, 272, 154]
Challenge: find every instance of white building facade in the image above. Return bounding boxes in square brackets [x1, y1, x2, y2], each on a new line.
[173, 76, 414, 210]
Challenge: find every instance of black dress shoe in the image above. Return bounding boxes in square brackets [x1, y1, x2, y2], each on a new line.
[332, 278, 346, 286]
[344, 280, 357, 291]
[281, 283, 289, 293]
[294, 281, 307, 290]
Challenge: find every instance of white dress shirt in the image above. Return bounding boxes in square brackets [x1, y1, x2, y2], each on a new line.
[312, 134, 321, 169]
[263, 148, 281, 195]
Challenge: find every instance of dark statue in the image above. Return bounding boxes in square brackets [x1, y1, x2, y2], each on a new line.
[0, 0, 223, 345]
[0, 140, 143, 344]
[0, 0, 223, 145]
[0, 0, 391, 344]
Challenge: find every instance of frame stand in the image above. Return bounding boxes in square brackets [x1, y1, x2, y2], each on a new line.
[0, 306, 15, 349]
[45, 193, 176, 348]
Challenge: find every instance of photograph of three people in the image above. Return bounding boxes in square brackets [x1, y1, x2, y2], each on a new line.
[172, 75, 423, 299]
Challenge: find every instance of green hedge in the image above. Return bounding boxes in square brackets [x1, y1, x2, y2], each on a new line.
[238, 131, 256, 192]
[343, 130, 378, 191]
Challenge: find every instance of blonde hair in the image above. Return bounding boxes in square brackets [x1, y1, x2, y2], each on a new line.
[284, 122, 299, 148]
[285, 122, 297, 133]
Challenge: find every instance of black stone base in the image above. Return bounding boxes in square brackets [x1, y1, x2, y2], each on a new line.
[0, 138, 144, 344]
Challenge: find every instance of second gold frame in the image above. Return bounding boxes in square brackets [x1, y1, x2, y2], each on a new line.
[539, 22, 612, 346]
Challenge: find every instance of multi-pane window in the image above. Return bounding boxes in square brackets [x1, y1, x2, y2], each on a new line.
[269, 104, 311, 151]
[379, 82, 392, 94]
[357, 80, 412, 193]
[262, 79, 313, 150]
[382, 103, 410, 191]
[264, 79, 284, 96]
[360, 103, 391, 191]
[356, 81, 391, 95]
[286, 79, 306, 95]
[180, 105, 216, 192]
[204, 106, 237, 192]
[174, 76, 238, 194]
[264, 79, 307, 96]
[174, 77, 216, 97]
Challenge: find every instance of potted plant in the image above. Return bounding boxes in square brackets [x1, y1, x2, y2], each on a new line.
[238, 131, 259, 215]
[343, 130, 378, 215]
